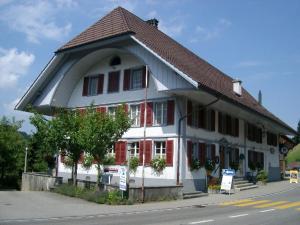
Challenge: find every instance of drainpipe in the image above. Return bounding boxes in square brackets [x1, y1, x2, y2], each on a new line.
[176, 97, 220, 185]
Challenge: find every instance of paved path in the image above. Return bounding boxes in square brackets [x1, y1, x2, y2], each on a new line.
[0, 181, 299, 225]
[0, 180, 298, 222]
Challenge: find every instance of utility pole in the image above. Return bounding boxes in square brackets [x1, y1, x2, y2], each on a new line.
[24, 147, 28, 173]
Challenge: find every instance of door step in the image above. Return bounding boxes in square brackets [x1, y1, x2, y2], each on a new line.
[183, 191, 208, 199]
[233, 177, 258, 191]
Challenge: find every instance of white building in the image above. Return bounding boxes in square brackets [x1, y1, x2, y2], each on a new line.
[16, 7, 296, 192]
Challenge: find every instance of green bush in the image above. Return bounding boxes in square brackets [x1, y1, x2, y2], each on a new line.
[205, 159, 215, 172]
[256, 170, 268, 183]
[129, 157, 139, 174]
[102, 155, 115, 165]
[53, 184, 130, 205]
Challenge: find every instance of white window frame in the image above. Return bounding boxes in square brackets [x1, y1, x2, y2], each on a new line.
[154, 141, 166, 159]
[107, 146, 115, 157]
[153, 101, 167, 126]
[108, 106, 117, 118]
[128, 142, 139, 158]
[130, 104, 140, 127]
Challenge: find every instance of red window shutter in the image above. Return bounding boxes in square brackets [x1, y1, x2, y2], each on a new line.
[210, 110, 215, 131]
[146, 102, 153, 126]
[167, 100, 175, 125]
[123, 69, 131, 91]
[108, 71, 120, 93]
[211, 144, 216, 163]
[145, 140, 152, 165]
[187, 140, 193, 167]
[97, 74, 104, 94]
[142, 66, 147, 88]
[139, 140, 152, 165]
[187, 100, 193, 126]
[199, 143, 206, 166]
[226, 115, 231, 135]
[218, 112, 223, 133]
[139, 140, 144, 164]
[140, 103, 145, 127]
[79, 108, 86, 116]
[123, 104, 128, 114]
[119, 141, 127, 165]
[96, 106, 106, 114]
[166, 140, 173, 166]
[82, 77, 89, 96]
[235, 118, 239, 137]
[198, 107, 206, 129]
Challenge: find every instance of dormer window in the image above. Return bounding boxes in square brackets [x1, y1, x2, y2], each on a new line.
[109, 56, 121, 67]
[123, 66, 147, 91]
[82, 74, 104, 96]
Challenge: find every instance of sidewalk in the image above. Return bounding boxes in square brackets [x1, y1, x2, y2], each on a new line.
[0, 180, 299, 221]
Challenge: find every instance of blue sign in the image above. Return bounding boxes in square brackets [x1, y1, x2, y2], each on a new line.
[222, 169, 235, 176]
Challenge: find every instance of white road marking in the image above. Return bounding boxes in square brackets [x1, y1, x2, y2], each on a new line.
[260, 209, 276, 213]
[189, 219, 215, 224]
[229, 214, 249, 218]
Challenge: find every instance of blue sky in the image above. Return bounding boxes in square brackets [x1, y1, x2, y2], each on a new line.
[0, 0, 299, 134]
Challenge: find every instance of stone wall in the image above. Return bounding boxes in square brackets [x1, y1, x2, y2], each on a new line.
[21, 173, 62, 191]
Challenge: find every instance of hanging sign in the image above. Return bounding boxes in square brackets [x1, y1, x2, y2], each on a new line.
[290, 170, 298, 184]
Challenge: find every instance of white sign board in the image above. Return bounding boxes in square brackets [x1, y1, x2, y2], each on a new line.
[221, 169, 235, 192]
[119, 166, 127, 191]
[221, 174, 233, 191]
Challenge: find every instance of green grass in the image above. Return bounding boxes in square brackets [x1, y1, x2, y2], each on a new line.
[52, 184, 132, 205]
[286, 144, 300, 164]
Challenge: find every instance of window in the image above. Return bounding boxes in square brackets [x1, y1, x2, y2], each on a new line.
[218, 112, 239, 137]
[128, 142, 139, 158]
[153, 102, 167, 125]
[267, 132, 277, 146]
[248, 150, 264, 170]
[247, 123, 262, 143]
[131, 68, 143, 90]
[107, 146, 115, 157]
[123, 66, 146, 91]
[108, 106, 117, 118]
[82, 74, 104, 96]
[110, 56, 121, 66]
[108, 71, 120, 93]
[154, 141, 166, 159]
[130, 105, 140, 126]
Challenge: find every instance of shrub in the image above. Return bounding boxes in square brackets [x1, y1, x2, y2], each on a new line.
[102, 155, 115, 165]
[129, 157, 139, 174]
[150, 157, 166, 173]
[205, 159, 215, 172]
[256, 170, 268, 183]
[63, 156, 73, 168]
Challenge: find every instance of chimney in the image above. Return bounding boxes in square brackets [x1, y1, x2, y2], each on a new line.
[232, 79, 242, 96]
[258, 90, 262, 105]
[146, 18, 159, 28]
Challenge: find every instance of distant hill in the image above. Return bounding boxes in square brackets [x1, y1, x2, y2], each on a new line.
[286, 144, 300, 164]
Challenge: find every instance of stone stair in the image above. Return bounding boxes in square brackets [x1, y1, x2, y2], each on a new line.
[233, 177, 258, 191]
[183, 191, 208, 199]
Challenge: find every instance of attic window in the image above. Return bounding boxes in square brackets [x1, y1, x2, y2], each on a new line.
[110, 56, 121, 66]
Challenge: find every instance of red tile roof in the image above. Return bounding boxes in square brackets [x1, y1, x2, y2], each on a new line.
[58, 7, 295, 133]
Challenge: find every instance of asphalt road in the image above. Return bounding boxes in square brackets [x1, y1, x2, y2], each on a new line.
[1, 187, 300, 225]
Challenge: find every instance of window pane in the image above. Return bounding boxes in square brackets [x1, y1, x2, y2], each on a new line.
[130, 105, 140, 126]
[88, 77, 98, 96]
[131, 69, 143, 89]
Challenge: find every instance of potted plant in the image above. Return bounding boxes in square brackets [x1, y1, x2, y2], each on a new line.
[205, 159, 215, 175]
[129, 157, 139, 174]
[256, 170, 268, 185]
[208, 184, 221, 194]
[150, 157, 166, 174]
[190, 159, 202, 171]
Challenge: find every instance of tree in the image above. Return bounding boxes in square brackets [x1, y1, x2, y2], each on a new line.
[79, 105, 131, 188]
[0, 116, 26, 189]
[293, 120, 300, 145]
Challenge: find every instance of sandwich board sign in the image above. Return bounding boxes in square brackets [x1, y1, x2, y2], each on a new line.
[221, 169, 235, 194]
[290, 170, 298, 184]
[119, 166, 127, 191]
